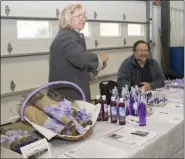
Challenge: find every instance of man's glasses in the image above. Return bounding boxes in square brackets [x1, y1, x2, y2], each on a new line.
[135, 49, 149, 53]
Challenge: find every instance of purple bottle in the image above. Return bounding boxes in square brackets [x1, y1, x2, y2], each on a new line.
[138, 102, 146, 126]
[110, 96, 117, 123]
[119, 98, 126, 125]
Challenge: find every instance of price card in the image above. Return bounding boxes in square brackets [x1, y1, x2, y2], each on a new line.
[20, 138, 52, 158]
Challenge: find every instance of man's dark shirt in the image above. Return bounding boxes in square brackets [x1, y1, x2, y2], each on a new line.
[136, 59, 153, 86]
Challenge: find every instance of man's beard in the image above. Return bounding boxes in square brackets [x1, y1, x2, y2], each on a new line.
[137, 57, 147, 63]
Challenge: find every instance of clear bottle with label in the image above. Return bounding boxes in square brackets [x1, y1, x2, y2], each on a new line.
[114, 87, 119, 99]
[125, 85, 129, 94]
[121, 87, 125, 98]
[135, 85, 139, 96]
[118, 98, 126, 125]
[95, 95, 102, 121]
[112, 89, 116, 98]
[140, 87, 145, 100]
[131, 86, 134, 93]
[129, 92, 135, 116]
[110, 96, 117, 123]
[102, 95, 109, 121]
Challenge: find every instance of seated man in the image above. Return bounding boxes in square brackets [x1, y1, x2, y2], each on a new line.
[117, 40, 166, 94]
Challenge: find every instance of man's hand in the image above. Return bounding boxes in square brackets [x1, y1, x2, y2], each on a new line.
[102, 62, 107, 70]
[99, 52, 109, 62]
[139, 82, 152, 92]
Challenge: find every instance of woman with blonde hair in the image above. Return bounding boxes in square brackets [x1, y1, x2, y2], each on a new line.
[48, 4, 109, 102]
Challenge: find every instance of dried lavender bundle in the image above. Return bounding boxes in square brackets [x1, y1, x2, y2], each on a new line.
[30, 92, 73, 127]
[23, 104, 67, 134]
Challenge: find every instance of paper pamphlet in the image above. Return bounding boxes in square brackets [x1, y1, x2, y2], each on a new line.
[105, 127, 158, 147]
[126, 114, 153, 126]
[126, 115, 139, 125]
[64, 140, 127, 158]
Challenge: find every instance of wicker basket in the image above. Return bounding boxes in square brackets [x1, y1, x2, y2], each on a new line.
[19, 81, 96, 141]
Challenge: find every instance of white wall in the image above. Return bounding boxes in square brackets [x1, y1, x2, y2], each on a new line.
[1, 1, 147, 124]
[152, 1, 184, 67]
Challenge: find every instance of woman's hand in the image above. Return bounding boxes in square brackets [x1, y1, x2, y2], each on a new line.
[100, 52, 109, 62]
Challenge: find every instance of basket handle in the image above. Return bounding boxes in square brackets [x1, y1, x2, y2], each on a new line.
[20, 81, 86, 121]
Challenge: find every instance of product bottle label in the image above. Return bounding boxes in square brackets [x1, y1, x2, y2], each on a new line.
[111, 106, 117, 115]
[104, 104, 108, 112]
[119, 107, 126, 117]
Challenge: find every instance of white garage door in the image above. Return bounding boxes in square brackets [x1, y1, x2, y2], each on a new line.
[1, 1, 147, 124]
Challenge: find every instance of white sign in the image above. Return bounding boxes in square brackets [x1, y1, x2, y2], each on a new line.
[20, 138, 52, 158]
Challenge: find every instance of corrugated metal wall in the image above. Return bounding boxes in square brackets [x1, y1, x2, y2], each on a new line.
[169, 2, 184, 77]
[152, 6, 162, 68]
[170, 7, 184, 47]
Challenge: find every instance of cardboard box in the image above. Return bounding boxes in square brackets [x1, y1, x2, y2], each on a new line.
[1, 142, 52, 158]
[1, 146, 23, 158]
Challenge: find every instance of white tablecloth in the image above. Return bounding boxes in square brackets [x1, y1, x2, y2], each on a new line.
[49, 88, 184, 158]
[51, 119, 183, 158]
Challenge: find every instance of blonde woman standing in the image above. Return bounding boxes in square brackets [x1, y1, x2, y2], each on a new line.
[48, 4, 109, 102]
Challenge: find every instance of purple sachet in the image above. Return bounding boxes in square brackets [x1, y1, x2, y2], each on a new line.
[77, 108, 91, 123]
[43, 117, 66, 134]
[43, 99, 87, 135]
